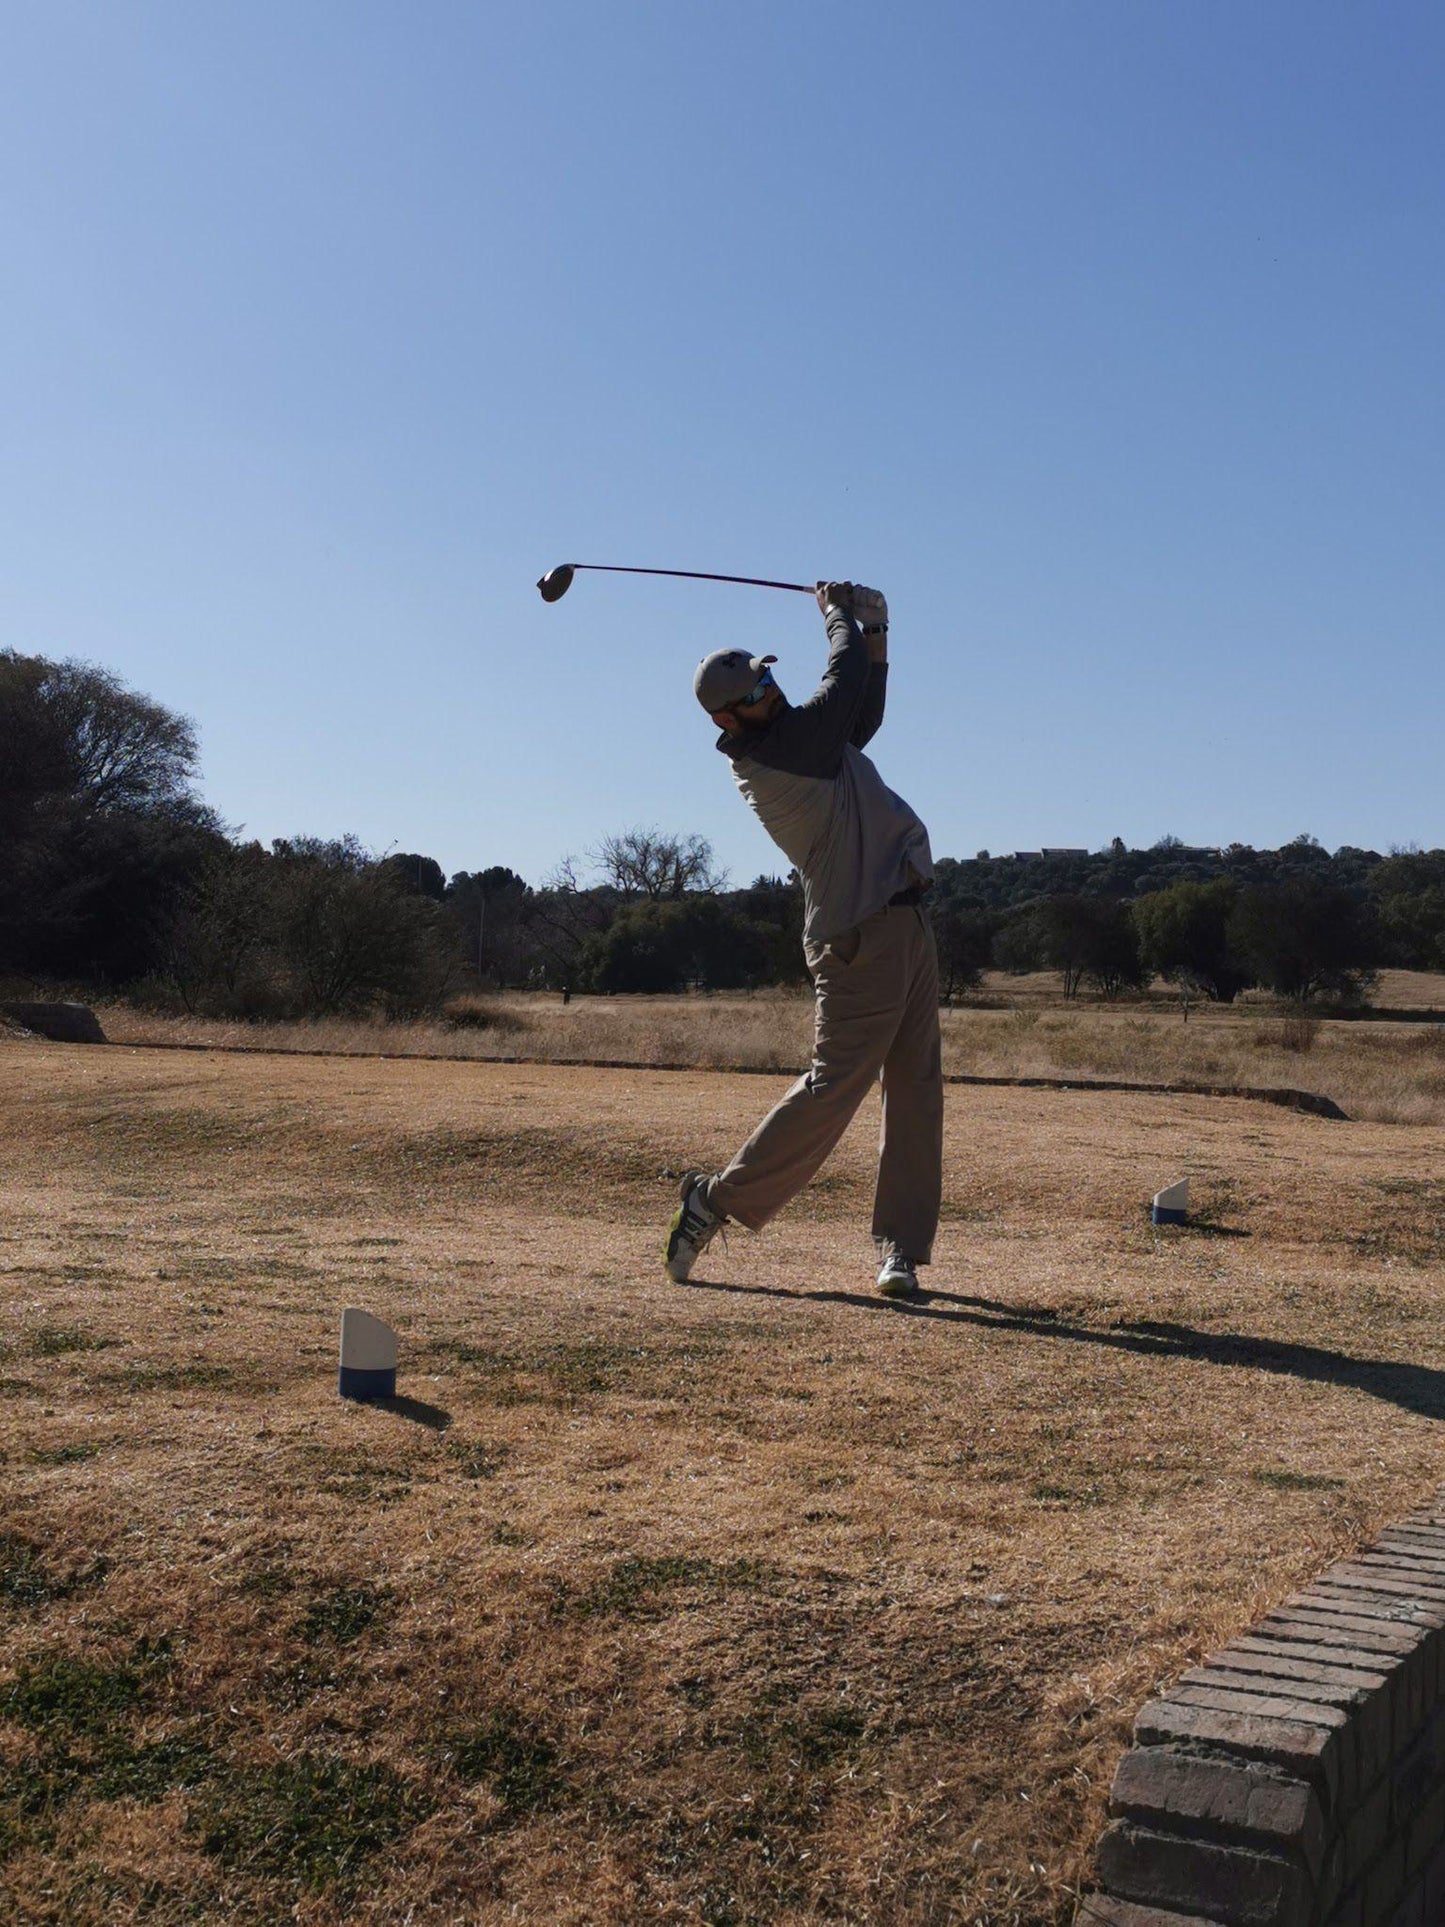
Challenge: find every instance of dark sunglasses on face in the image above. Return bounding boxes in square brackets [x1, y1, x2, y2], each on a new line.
[741, 668, 775, 706]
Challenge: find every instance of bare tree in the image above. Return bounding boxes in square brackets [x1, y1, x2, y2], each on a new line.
[516, 858, 616, 997]
[591, 827, 727, 900]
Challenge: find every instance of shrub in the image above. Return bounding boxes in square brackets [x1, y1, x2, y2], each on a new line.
[445, 997, 529, 1033]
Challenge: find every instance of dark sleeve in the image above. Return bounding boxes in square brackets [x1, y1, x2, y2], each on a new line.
[746, 606, 871, 778]
[851, 663, 887, 748]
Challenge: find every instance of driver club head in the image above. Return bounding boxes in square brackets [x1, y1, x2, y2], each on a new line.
[536, 564, 575, 603]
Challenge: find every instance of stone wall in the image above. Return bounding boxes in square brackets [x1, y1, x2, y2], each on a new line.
[1081, 1492, 1445, 1926]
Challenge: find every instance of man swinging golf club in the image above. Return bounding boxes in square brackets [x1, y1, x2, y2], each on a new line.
[665, 581, 942, 1298]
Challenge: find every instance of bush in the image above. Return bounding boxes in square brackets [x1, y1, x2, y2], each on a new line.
[444, 998, 529, 1034]
[158, 838, 465, 1019]
[1253, 1013, 1321, 1054]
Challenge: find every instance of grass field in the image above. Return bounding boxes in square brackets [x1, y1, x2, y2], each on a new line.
[96, 968, 1445, 1127]
[3, 1036, 1445, 1923]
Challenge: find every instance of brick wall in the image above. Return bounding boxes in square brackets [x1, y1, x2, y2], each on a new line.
[1079, 1493, 1445, 1926]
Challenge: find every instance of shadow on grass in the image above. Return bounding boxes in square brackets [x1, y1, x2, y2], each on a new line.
[1166, 1221, 1252, 1240]
[684, 1280, 1445, 1423]
[373, 1394, 451, 1432]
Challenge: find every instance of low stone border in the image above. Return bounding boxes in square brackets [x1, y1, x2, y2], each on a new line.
[1, 1000, 106, 1043]
[81, 1035, 1349, 1121]
[1081, 1491, 1445, 1925]
[942, 1075, 1346, 1122]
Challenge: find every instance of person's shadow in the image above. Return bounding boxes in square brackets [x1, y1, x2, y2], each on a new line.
[684, 1280, 1445, 1424]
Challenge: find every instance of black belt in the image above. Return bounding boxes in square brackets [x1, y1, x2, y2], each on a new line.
[887, 883, 931, 908]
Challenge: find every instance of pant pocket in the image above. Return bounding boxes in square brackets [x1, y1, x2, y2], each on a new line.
[805, 923, 864, 975]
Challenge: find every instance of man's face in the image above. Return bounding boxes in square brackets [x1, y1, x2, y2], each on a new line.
[730, 680, 787, 728]
[709, 662, 787, 735]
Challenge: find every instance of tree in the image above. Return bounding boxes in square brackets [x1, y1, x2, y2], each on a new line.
[446, 866, 531, 983]
[582, 896, 771, 994]
[1368, 850, 1445, 970]
[0, 650, 206, 822]
[160, 842, 276, 1013]
[378, 853, 446, 900]
[518, 862, 617, 995]
[992, 908, 1046, 975]
[931, 901, 993, 1000]
[1079, 899, 1147, 1000]
[0, 650, 222, 981]
[1228, 882, 1378, 1005]
[1029, 896, 1145, 999]
[592, 827, 727, 899]
[1034, 897, 1096, 997]
[267, 839, 463, 1015]
[731, 875, 808, 984]
[1133, 879, 1251, 1002]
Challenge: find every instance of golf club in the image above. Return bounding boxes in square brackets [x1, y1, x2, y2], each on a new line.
[537, 563, 814, 604]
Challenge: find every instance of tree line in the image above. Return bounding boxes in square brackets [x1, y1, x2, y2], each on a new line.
[4, 650, 1443, 1017]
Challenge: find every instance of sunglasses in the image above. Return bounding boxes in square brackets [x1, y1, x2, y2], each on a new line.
[740, 667, 775, 706]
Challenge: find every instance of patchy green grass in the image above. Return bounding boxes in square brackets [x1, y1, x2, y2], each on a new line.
[298, 1583, 391, 1646]
[1253, 1467, 1348, 1492]
[556, 1554, 778, 1620]
[445, 1436, 508, 1479]
[27, 1327, 118, 1358]
[490, 1520, 533, 1547]
[297, 1443, 414, 1506]
[0, 1757, 78, 1864]
[0, 1531, 109, 1608]
[735, 1699, 870, 1770]
[29, 1441, 103, 1466]
[447, 1708, 565, 1814]
[96, 1360, 238, 1392]
[0, 1644, 216, 1867]
[91, 1728, 217, 1803]
[439, 1334, 725, 1409]
[1, 1643, 169, 1736]
[237, 1559, 295, 1599]
[191, 1755, 429, 1893]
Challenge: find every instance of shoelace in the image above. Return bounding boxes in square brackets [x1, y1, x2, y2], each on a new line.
[688, 1204, 727, 1257]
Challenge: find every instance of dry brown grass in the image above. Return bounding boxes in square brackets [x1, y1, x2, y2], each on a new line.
[97, 967, 1445, 1126]
[3, 1041, 1444, 1923]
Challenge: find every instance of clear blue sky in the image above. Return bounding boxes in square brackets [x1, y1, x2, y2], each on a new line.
[3, 2, 1442, 886]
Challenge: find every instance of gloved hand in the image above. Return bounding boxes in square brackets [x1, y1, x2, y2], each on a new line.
[852, 586, 888, 629]
[815, 580, 854, 615]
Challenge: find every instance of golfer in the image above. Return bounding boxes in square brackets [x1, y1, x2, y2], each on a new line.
[665, 581, 943, 1297]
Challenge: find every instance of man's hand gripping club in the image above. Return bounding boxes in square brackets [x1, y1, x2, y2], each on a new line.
[816, 581, 889, 661]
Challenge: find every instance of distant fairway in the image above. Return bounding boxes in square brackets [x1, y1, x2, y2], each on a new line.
[99, 966, 1445, 1127]
[2, 1042, 1444, 1923]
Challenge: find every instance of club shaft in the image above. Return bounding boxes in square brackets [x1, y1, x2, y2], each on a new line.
[568, 564, 813, 594]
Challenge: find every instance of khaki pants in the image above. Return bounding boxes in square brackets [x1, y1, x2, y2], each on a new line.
[707, 903, 943, 1263]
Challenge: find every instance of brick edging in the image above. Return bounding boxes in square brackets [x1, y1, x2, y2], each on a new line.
[1081, 1492, 1445, 1924]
